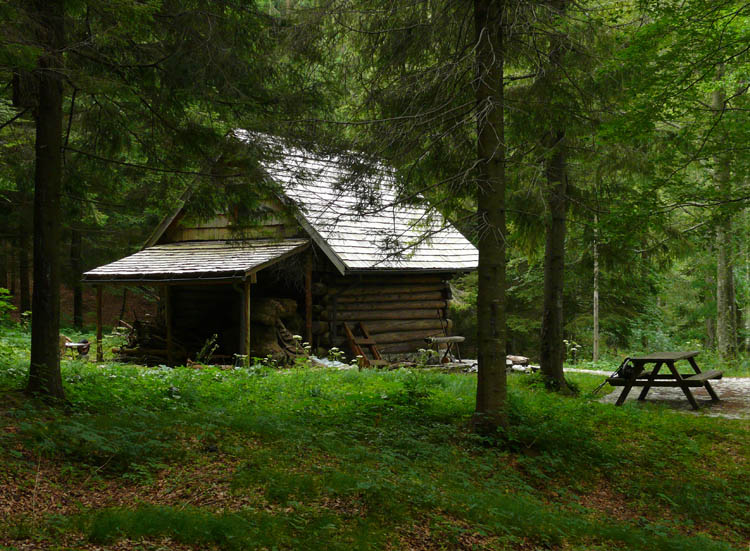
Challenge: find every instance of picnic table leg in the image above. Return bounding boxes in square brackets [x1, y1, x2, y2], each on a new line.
[615, 367, 641, 406]
[687, 357, 720, 403]
[666, 360, 700, 410]
[637, 361, 662, 401]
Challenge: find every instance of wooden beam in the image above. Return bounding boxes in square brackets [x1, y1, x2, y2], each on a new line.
[165, 286, 174, 365]
[242, 280, 251, 356]
[96, 285, 103, 362]
[305, 249, 313, 345]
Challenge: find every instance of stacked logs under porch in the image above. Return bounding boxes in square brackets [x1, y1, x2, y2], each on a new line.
[113, 284, 307, 365]
[311, 275, 453, 356]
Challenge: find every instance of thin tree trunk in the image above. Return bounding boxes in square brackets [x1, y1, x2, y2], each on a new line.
[19, 231, 31, 313]
[0, 241, 7, 289]
[118, 288, 128, 324]
[592, 215, 599, 363]
[473, 0, 508, 434]
[539, 0, 571, 392]
[729, 261, 737, 349]
[713, 85, 735, 359]
[27, 0, 65, 401]
[706, 316, 715, 349]
[9, 245, 16, 296]
[540, 138, 570, 390]
[745, 209, 750, 351]
[70, 228, 83, 329]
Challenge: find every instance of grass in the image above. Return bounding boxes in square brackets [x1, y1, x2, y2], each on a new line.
[0, 326, 748, 550]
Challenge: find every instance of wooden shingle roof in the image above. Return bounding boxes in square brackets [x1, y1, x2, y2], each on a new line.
[260, 143, 478, 275]
[82, 239, 309, 283]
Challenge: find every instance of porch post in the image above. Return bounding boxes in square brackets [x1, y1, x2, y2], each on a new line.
[165, 286, 174, 365]
[96, 285, 103, 362]
[243, 280, 251, 356]
[305, 249, 313, 345]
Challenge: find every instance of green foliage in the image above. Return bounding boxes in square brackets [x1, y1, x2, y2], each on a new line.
[0, 328, 747, 549]
[0, 287, 15, 324]
[83, 505, 379, 551]
[17, 408, 177, 475]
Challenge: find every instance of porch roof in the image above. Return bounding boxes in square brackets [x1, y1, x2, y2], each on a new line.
[82, 239, 310, 284]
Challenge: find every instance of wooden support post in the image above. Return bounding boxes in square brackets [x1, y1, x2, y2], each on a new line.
[165, 286, 173, 365]
[96, 285, 103, 362]
[243, 280, 251, 356]
[305, 250, 313, 345]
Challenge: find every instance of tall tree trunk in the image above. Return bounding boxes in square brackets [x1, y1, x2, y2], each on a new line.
[745, 209, 750, 351]
[539, 137, 570, 389]
[19, 231, 31, 313]
[9, 245, 16, 296]
[592, 215, 600, 363]
[70, 228, 83, 329]
[473, 0, 508, 434]
[706, 316, 715, 349]
[713, 86, 735, 359]
[27, 0, 65, 401]
[118, 288, 128, 324]
[0, 241, 7, 290]
[538, 0, 571, 393]
[728, 261, 738, 348]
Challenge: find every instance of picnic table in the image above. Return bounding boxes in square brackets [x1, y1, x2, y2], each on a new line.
[607, 351, 722, 410]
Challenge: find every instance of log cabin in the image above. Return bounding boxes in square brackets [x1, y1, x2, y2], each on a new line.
[82, 139, 478, 364]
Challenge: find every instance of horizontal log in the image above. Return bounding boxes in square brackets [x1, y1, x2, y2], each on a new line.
[335, 300, 447, 312]
[327, 291, 445, 304]
[331, 274, 446, 286]
[369, 329, 447, 345]
[321, 309, 445, 321]
[353, 318, 452, 333]
[379, 340, 442, 354]
[328, 283, 447, 297]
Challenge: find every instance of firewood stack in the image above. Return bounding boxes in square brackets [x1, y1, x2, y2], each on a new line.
[250, 297, 302, 362]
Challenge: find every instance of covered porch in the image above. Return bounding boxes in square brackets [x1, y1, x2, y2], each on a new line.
[82, 239, 312, 364]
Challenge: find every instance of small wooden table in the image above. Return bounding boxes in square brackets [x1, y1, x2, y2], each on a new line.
[424, 336, 464, 363]
[607, 351, 722, 410]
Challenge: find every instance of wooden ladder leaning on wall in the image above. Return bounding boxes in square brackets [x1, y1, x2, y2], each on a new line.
[342, 322, 389, 368]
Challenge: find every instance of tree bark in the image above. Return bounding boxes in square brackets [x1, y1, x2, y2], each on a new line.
[592, 215, 600, 363]
[0, 241, 7, 290]
[713, 86, 735, 359]
[70, 228, 83, 328]
[18, 232, 31, 313]
[473, 0, 508, 434]
[26, 0, 66, 401]
[538, 0, 572, 392]
[745, 209, 750, 351]
[9, 245, 16, 296]
[539, 135, 570, 390]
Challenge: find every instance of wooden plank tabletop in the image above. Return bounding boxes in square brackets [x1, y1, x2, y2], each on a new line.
[628, 351, 700, 361]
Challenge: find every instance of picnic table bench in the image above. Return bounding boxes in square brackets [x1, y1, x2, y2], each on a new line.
[607, 351, 722, 410]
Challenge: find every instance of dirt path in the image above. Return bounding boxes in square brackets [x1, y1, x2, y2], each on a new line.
[594, 376, 750, 419]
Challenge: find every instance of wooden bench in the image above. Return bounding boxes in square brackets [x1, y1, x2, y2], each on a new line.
[607, 352, 722, 410]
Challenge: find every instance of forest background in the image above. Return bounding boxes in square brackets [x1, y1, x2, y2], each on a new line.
[1, 0, 749, 375]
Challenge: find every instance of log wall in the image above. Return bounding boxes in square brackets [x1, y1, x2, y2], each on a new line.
[314, 273, 454, 356]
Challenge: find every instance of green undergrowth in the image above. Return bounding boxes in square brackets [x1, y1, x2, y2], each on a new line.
[0, 329, 748, 549]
